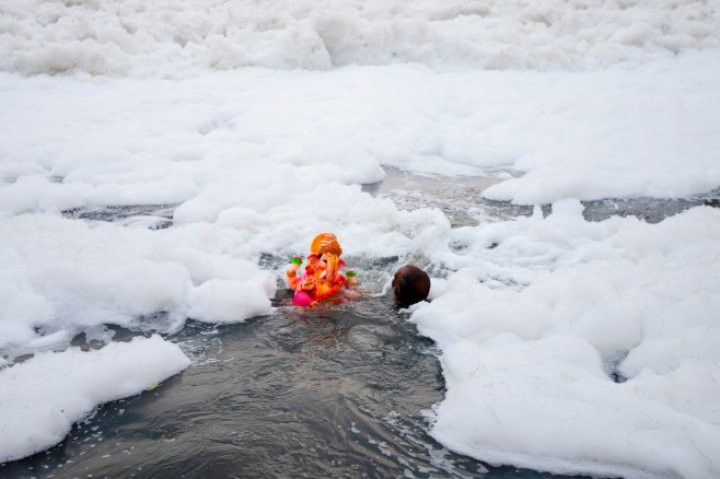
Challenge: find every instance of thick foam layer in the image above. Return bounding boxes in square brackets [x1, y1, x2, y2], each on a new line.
[0, 213, 279, 355]
[1, 0, 718, 76]
[412, 204, 720, 479]
[0, 335, 190, 463]
[2, 54, 719, 211]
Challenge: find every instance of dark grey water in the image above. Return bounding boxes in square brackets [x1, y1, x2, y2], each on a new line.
[362, 167, 719, 227]
[0, 297, 595, 479]
[4, 168, 716, 479]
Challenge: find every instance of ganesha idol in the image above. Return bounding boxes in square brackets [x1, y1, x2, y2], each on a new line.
[285, 233, 358, 306]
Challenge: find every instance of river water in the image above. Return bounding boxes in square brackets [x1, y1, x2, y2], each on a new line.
[2, 169, 714, 479]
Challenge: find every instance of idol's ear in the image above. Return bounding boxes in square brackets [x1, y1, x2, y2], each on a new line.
[339, 259, 346, 268]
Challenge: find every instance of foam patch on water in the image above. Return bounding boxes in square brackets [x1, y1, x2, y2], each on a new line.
[0, 335, 190, 463]
[0, 213, 278, 355]
[412, 204, 720, 479]
[1, 0, 718, 76]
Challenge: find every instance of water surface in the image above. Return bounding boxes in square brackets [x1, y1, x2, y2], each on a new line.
[0, 296, 596, 479]
[5, 168, 713, 478]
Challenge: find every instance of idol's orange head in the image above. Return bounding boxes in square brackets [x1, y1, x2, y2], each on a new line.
[310, 232, 343, 257]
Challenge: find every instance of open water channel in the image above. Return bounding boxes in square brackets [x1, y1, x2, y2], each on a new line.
[3, 169, 715, 479]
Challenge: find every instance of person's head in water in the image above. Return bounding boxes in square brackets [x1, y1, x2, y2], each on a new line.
[392, 265, 430, 307]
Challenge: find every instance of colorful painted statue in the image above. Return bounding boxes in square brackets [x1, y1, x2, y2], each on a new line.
[286, 233, 358, 306]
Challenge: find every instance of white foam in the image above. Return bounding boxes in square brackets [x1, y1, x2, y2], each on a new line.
[0, 335, 190, 463]
[1, 0, 719, 474]
[412, 205, 720, 479]
[2, 53, 719, 212]
[0, 213, 278, 355]
[1, 0, 718, 76]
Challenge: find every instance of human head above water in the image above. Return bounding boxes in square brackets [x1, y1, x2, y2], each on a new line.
[392, 265, 430, 307]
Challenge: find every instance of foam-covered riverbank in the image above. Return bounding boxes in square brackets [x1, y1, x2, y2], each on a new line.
[413, 202, 720, 479]
[2, 53, 719, 210]
[1, 0, 718, 75]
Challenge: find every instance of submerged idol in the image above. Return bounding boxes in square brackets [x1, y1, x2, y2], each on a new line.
[285, 233, 358, 306]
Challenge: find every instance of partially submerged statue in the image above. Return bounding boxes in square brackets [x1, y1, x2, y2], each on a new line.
[286, 233, 357, 306]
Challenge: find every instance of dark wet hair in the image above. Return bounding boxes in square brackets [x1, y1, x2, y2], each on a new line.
[392, 265, 431, 307]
